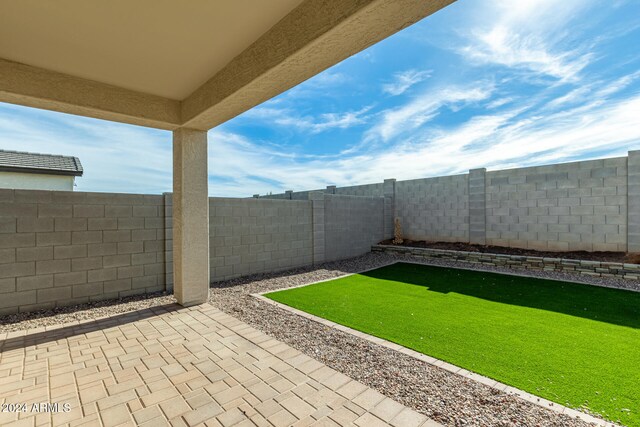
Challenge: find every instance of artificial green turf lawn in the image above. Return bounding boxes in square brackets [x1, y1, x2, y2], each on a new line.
[266, 262, 640, 426]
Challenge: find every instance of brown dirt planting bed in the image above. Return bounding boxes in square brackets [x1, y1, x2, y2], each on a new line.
[379, 239, 637, 263]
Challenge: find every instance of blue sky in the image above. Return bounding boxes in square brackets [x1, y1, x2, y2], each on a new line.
[1, 0, 639, 196]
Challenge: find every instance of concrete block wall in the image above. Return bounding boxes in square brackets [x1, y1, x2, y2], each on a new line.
[291, 191, 312, 201]
[395, 174, 469, 242]
[259, 182, 384, 200]
[210, 198, 313, 280]
[225, 192, 385, 265]
[0, 189, 380, 314]
[165, 193, 388, 286]
[0, 189, 166, 315]
[485, 157, 628, 252]
[2, 153, 637, 315]
[163, 193, 174, 288]
[309, 192, 326, 265]
[260, 193, 291, 200]
[383, 179, 396, 239]
[468, 169, 487, 245]
[334, 183, 384, 197]
[628, 151, 640, 252]
[324, 194, 385, 262]
[256, 152, 637, 253]
[262, 190, 316, 200]
[165, 196, 314, 284]
[201, 195, 384, 277]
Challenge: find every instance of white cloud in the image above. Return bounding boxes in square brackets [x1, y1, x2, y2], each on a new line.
[539, 70, 640, 111]
[594, 71, 640, 98]
[382, 69, 432, 96]
[486, 97, 514, 109]
[544, 86, 592, 109]
[458, 0, 594, 81]
[461, 26, 591, 81]
[311, 108, 372, 132]
[243, 105, 371, 134]
[308, 71, 349, 87]
[369, 84, 494, 142]
[282, 70, 350, 99]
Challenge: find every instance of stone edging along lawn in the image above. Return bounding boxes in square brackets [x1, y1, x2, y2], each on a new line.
[251, 261, 621, 427]
[372, 245, 640, 282]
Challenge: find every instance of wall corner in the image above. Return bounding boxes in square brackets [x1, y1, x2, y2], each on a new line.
[628, 151, 640, 253]
[468, 168, 487, 245]
[383, 179, 396, 240]
[309, 191, 326, 265]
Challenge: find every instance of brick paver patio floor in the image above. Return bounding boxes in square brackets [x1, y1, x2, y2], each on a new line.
[0, 303, 441, 427]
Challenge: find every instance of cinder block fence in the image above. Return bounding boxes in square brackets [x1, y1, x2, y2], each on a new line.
[0, 191, 166, 315]
[264, 151, 639, 253]
[0, 191, 383, 314]
[163, 193, 384, 287]
[0, 152, 637, 314]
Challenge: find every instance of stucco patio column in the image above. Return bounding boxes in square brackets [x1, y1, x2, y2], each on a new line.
[173, 128, 210, 306]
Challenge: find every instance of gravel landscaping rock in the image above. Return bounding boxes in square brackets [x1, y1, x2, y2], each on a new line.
[0, 291, 176, 333]
[1, 251, 630, 426]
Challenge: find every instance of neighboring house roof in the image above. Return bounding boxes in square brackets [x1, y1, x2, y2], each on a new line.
[0, 149, 83, 177]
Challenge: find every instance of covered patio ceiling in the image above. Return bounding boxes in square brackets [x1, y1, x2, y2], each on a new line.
[0, 0, 454, 131]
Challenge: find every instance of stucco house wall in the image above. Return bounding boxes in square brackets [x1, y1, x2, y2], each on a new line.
[0, 171, 75, 191]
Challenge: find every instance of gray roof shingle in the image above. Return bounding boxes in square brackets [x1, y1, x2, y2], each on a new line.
[0, 149, 83, 176]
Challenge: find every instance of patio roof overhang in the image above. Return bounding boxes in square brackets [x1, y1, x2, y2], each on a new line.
[0, 0, 454, 131]
[0, 0, 455, 305]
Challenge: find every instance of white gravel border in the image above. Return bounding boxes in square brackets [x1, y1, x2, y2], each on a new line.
[250, 261, 620, 427]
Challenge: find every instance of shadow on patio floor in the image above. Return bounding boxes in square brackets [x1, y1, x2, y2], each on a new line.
[0, 303, 185, 351]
